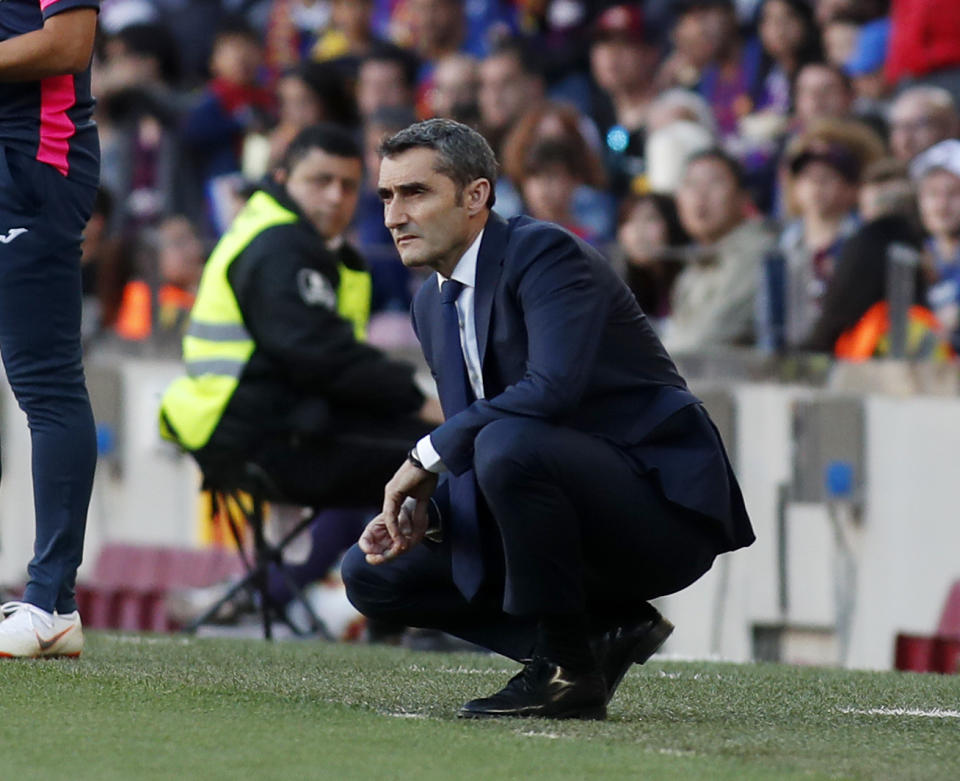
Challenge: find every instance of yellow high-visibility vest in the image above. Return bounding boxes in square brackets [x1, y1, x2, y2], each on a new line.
[159, 190, 371, 451]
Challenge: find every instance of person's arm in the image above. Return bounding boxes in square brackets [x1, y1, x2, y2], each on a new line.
[0, 6, 98, 82]
[428, 226, 610, 476]
[232, 228, 425, 415]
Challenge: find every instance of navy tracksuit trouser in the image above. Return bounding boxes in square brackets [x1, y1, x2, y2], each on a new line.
[0, 146, 97, 613]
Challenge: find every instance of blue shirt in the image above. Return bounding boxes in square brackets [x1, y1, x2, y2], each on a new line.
[0, 0, 100, 186]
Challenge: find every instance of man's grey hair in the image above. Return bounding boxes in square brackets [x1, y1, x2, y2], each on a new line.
[379, 118, 498, 208]
[890, 85, 959, 123]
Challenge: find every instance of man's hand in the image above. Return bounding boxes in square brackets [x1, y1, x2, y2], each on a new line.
[359, 458, 438, 565]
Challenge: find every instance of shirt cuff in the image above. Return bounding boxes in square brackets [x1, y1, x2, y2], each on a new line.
[416, 434, 446, 473]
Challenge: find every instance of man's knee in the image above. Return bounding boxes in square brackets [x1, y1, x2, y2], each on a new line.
[341, 544, 381, 617]
[474, 418, 551, 497]
[341, 543, 407, 620]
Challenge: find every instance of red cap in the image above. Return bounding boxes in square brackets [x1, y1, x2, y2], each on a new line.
[592, 4, 645, 42]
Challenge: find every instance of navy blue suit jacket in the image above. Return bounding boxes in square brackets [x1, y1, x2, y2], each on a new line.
[412, 213, 753, 552]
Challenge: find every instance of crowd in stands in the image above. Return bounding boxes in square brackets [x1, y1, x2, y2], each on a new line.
[83, 0, 960, 363]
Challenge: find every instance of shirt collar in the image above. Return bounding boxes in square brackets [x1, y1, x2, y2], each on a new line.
[437, 229, 484, 290]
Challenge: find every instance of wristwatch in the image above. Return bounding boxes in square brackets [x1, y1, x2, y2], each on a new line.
[407, 447, 425, 470]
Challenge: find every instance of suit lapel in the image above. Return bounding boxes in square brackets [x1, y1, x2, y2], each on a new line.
[474, 212, 509, 367]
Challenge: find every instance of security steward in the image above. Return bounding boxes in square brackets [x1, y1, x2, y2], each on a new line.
[160, 124, 439, 507]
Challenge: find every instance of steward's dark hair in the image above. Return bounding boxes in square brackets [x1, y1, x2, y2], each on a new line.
[379, 119, 498, 208]
[279, 123, 361, 172]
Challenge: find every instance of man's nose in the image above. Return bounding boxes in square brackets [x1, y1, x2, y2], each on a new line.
[383, 198, 406, 229]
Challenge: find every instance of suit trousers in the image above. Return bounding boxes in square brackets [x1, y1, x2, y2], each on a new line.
[342, 416, 725, 661]
[0, 147, 98, 613]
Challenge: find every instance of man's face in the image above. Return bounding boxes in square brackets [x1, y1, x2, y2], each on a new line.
[890, 95, 956, 163]
[793, 161, 857, 220]
[278, 75, 322, 128]
[676, 157, 744, 244]
[794, 65, 851, 125]
[282, 148, 362, 239]
[432, 56, 478, 119]
[521, 164, 577, 224]
[409, 0, 462, 55]
[479, 54, 534, 132]
[589, 38, 653, 95]
[211, 35, 261, 86]
[918, 169, 960, 239]
[357, 60, 409, 118]
[159, 216, 205, 288]
[377, 147, 472, 272]
[673, 8, 733, 68]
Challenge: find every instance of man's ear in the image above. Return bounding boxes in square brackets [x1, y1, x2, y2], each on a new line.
[273, 168, 287, 186]
[464, 178, 491, 216]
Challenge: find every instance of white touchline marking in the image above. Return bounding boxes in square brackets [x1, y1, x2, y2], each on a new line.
[520, 731, 562, 739]
[386, 711, 428, 719]
[408, 664, 515, 675]
[656, 748, 697, 757]
[102, 634, 193, 645]
[837, 707, 960, 719]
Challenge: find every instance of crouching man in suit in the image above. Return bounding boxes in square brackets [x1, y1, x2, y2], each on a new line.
[341, 119, 755, 720]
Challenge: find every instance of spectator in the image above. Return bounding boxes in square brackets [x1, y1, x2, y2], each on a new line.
[612, 192, 690, 326]
[887, 0, 960, 102]
[752, 0, 823, 116]
[262, 0, 332, 78]
[644, 89, 719, 194]
[181, 18, 275, 233]
[758, 119, 885, 350]
[912, 139, 960, 351]
[673, 0, 762, 139]
[356, 42, 418, 121]
[656, 0, 734, 92]
[793, 62, 855, 128]
[822, 14, 861, 69]
[844, 18, 892, 121]
[664, 149, 778, 351]
[477, 37, 545, 157]
[801, 158, 926, 354]
[113, 215, 206, 352]
[429, 53, 480, 123]
[259, 60, 360, 175]
[588, 3, 661, 193]
[513, 139, 596, 242]
[888, 86, 960, 164]
[404, 0, 471, 117]
[94, 21, 191, 234]
[313, 0, 378, 64]
[501, 102, 613, 241]
[406, 0, 465, 62]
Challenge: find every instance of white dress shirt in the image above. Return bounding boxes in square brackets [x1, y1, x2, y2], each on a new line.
[415, 229, 485, 472]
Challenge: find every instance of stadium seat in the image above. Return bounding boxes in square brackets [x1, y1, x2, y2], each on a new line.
[894, 578, 960, 673]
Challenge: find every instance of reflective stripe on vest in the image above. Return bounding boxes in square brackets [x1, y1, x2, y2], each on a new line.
[159, 190, 373, 450]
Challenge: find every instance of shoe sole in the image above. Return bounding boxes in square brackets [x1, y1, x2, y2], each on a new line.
[605, 617, 674, 705]
[458, 705, 607, 721]
[633, 617, 674, 664]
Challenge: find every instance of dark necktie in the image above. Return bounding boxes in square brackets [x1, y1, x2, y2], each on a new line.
[439, 280, 483, 599]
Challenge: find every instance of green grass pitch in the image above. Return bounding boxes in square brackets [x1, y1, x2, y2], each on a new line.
[1, 633, 959, 780]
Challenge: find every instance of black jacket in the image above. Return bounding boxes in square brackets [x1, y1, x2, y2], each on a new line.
[206, 183, 424, 455]
[801, 215, 926, 353]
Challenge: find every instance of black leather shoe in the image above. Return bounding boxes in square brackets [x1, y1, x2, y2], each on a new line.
[594, 608, 674, 704]
[458, 657, 607, 720]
